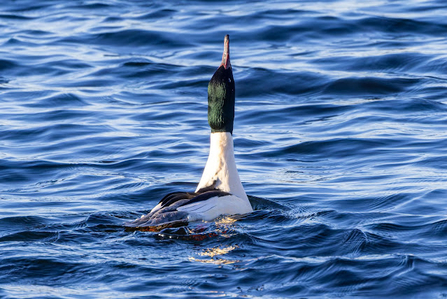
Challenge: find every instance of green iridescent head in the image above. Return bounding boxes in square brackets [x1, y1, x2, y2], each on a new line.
[208, 35, 235, 134]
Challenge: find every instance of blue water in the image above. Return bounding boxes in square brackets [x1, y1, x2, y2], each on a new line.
[1, 0, 447, 297]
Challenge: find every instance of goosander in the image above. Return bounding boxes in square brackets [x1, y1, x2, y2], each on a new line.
[126, 35, 253, 229]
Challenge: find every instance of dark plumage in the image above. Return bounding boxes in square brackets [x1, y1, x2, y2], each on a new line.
[126, 187, 230, 229]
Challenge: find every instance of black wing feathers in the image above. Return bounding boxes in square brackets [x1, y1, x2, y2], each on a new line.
[159, 192, 197, 209]
[125, 186, 233, 229]
[157, 184, 231, 209]
[179, 190, 230, 208]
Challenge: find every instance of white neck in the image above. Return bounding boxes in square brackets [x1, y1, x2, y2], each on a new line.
[196, 132, 248, 200]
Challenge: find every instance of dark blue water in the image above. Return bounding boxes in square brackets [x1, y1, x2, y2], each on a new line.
[1, 0, 447, 297]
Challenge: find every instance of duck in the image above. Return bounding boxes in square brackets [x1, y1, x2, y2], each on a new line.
[126, 35, 253, 229]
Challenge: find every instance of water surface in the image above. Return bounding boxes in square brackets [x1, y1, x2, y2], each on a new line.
[1, 0, 447, 297]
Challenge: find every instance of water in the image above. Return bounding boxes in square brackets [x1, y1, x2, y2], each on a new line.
[1, 0, 447, 297]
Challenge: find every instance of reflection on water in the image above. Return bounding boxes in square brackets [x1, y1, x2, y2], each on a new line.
[190, 216, 240, 265]
[190, 245, 240, 265]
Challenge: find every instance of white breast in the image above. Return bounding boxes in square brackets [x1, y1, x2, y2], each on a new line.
[196, 132, 249, 202]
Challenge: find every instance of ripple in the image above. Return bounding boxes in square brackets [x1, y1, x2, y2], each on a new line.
[1, 0, 447, 298]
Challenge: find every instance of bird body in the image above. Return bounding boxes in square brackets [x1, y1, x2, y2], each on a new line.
[126, 35, 252, 229]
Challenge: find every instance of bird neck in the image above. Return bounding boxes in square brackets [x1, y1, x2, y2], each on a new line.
[196, 132, 247, 200]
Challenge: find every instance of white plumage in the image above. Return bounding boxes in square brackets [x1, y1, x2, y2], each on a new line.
[196, 132, 249, 202]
